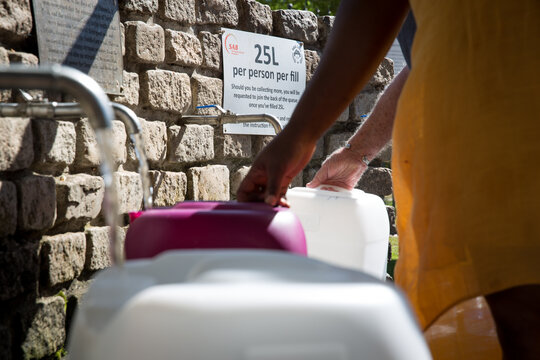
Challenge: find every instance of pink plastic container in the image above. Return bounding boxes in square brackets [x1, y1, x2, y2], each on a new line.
[125, 201, 307, 260]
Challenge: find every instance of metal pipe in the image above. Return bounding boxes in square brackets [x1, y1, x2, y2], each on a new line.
[0, 64, 122, 265]
[0, 101, 143, 135]
[0, 99, 152, 209]
[182, 112, 283, 134]
[179, 115, 220, 125]
[111, 103, 142, 135]
[0, 64, 113, 130]
[0, 101, 79, 118]
[224, 113, 283, 134]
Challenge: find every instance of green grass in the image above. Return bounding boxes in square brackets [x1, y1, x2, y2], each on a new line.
[383, 195, 394, 206]
[389, 235, 399, 260]
[55, 347, 67, 359]
[56, 290, 67, 312]
[387, 235, 399, 280]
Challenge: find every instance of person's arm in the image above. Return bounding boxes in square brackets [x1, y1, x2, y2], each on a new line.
[237, 0, 409, 205]
[307, 66, 410, 190]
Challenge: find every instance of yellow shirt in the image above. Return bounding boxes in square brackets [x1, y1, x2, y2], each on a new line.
[392, 0, 540, 356]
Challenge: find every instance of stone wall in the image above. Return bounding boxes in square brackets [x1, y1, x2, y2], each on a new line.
[0, 0, 394, 358]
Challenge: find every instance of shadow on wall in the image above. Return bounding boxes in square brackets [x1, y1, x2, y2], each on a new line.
[62, 0, 115, 73]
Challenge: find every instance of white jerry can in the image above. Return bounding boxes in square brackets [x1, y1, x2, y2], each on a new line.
[68, 250, 431, 360]
[286, 186, 390, 279]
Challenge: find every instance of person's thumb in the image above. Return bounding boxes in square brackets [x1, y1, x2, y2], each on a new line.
[306, 179, 319, 188]
[307, 170, 325, 188]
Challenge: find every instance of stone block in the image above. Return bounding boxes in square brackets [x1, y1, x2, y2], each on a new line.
[364, 57, 394, 92]
[55, 174, 104, 226]
[120, 0, 158, 14]
[75, 119, 127, 169]
[17, 174, 56, 231]
[65, 278, 92, 308]
[0, 181, 17, 236]
[350, 90, 381, 121]
[85, 226, 113, 271]
[188, 165, 230, 200]
[375, 142, 392, 165]
[252, 135, 274, 155]
[191, 74, 223, 114]
[238, 0, 272, 34]
[311, 136, 324, 160]
[160, 0, 196, 24]
[387, 205, 397, 235]
[115, 171, 143, 214]
[7, 50, 38, 65]
[112, 121, 128, 165]
[75, 119, 100, 168]
[0, 47, 10, 102]
[167, 125, 214, 164]
[86, 226, 125, 267]
[303, 167, 318, 185]
[357, 167, 393, 198]
[336, 107, 350, 122]
[120, 22, 125, 56]
[0, 0, 32, 43]
[273, 10, 318, 44]
[325, 131, 353, 156]
[165, 30, 202, 67]
[0, 241, 39, 301]
[304, 49, 320, 82]
[0, 117, 33, 172]
[215, 133, 252, 159]
[317, 15, 334, 48]
[41, 232, 86, 286]
[20, 297, 65, 360]
[150, 170, 187, 207]
[125, 21, 165, 64]
[127, 119, 167, 167]
[197, 0, 238, 27]
[141, 70, 191, 114]
[199, 31, 221, 71]
[32, 119, 76, 173]
[0, 47, 8, 63]
[112, 71, 139, 106]
[230, 166, 249, 198]
[291, 171, 303, 187]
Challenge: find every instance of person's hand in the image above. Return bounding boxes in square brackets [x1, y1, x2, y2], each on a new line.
[237, 130, 316, 206]
[307, 147, 368, 190]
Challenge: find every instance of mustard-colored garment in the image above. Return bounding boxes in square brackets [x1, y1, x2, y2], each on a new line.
[392, 0, 540, 351]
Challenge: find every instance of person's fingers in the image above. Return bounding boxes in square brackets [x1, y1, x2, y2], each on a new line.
[307, 171, 356, 190]
[278, 196, 290, 207]
[327, 178, 356, 190]
[306, 179, 319, 188]
[264, 185, 279, 206]
[238, 186, 265, 202]
[237, 168, 266, 202]
[265, 176, 292, 206]
[306, 166, 328, 188]
[319, 185, 340, 192]
[263, 168, 283, 205]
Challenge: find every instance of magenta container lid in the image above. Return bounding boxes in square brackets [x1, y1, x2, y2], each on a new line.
[125, 201, 307, 259]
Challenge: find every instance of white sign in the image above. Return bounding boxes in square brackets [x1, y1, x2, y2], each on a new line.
[222, 28, 306, 135]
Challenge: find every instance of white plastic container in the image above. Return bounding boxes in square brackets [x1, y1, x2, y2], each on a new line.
[68, 250, 431, 360]
[286, 186, 390, 279]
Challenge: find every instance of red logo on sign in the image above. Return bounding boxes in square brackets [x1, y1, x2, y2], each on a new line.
[224, 34, 243, 55]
